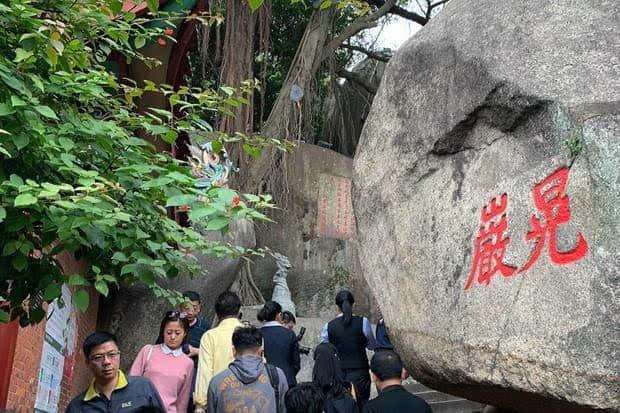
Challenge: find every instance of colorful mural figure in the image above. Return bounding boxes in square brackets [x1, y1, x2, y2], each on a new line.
[188, 141, 234, 188]
[465, 166, 589, 290]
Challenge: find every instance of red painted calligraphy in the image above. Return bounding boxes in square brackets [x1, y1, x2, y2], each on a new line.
[464, 193, 517, 290]
[464, 166, 589, 290]
[519, 167, 588, 272]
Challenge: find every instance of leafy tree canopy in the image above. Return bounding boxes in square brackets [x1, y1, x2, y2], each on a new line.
[0, 0, 288, 325]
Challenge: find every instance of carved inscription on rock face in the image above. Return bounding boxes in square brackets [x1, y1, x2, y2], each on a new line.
[465, 166, 589, 290]
[316, 174, 356, 240]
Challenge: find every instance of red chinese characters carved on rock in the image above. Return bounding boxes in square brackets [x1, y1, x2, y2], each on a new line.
[465, 167, 588, 290]
[464, 193, 516, 290]
[519, 167, 588, 272]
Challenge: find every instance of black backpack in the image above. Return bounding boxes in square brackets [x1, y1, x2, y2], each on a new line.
[265, 364, 281, 413]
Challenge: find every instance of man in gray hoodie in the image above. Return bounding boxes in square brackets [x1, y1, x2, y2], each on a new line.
[207, 325, 288, 413]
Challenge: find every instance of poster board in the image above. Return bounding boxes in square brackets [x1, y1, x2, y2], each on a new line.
[34, 285, 75, 413]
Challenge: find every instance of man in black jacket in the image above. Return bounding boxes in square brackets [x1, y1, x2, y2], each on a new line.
[363, 350, 432, 413]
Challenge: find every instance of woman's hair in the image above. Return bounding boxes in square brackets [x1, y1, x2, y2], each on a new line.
[312, 342, 349, 397]
[257, 300, 282, 322]
[285, 382, 324, 413]
[281, 310, 296, 324]
[335, 290, 355, 326]
[155, 311, 190, 345]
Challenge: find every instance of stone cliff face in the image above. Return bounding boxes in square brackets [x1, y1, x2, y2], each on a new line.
[252, 143, 377, 320]
[353, 0, 619, 411]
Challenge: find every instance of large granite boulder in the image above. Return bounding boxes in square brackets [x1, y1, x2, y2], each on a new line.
[353, 0, 619, 411]
[98, 219, 255, 368]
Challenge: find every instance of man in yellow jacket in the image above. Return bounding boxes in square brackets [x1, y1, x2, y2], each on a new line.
[194, 291, 244, 412]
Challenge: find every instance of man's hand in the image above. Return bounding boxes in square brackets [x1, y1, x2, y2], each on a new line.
[188, 345, 200, 358]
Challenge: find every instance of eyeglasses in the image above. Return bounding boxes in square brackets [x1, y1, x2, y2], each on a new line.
[89, 351, 121, 363]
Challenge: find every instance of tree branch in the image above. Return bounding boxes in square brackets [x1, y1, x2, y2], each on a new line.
[367, 0, 428, 26]
[341, 44, 390, 62]
[321, 0, 397, 61]
[337, 69, 378, 94]
[430, 0, 451, 10]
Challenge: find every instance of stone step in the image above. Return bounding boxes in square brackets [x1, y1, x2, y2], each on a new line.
[428, 399, 485, 413]
[404, 381, 485, 413]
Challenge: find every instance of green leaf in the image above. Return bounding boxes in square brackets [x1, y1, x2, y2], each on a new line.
[44, 283, 62, 301]
[0, 103, 15, 116]
[10, 95, 27, 107]
[112, 251, 128, 262]
[34, 105, 58, 120]
[166, 194, 196, 207]
[3, 240, 20, 256]
[146, 0, 159, 13]
[206, 217, 229, 231]
[68, 274, 90, 286]
[248, 0, 264, 11]
[320, 0, 332, 9]
[0, 309, 9, 323]
[134, 36, 146, 49]
[73, 289, 90, 312]
[11, 254, 27, 271]
[13, 49, 33, 62]
[110, 0, 123, 14]
[95, 280, 109, 297]
[0, 206, 5, 223]
[14, 193, 37, 207]
[58, 137, 75, 151]
[12, 134, 29, 150]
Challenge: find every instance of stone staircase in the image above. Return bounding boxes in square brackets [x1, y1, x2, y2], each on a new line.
[241, 307, 485, 413]
[404, 381, 485, 413]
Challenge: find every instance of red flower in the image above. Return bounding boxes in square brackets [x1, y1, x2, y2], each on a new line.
[232, 196, 240, 206]
[164, 27, 174, 36]
[157, 37, 166, 47]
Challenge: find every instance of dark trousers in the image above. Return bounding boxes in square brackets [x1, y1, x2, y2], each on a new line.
[344, 367, 371, 411]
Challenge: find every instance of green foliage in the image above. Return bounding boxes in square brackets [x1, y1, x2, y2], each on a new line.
[0, 0, 288, 324]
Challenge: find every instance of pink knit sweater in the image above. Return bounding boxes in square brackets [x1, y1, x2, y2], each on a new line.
[130, 344, 194, 413]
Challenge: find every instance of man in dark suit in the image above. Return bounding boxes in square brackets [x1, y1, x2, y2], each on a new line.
[363, 350, 432, 413]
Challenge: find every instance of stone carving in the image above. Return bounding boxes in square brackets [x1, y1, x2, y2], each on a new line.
[271, 253, 296, 317]
[353, 0, 619, 411]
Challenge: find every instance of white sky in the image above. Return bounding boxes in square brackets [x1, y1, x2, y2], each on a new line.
[367, 15, 424, 51]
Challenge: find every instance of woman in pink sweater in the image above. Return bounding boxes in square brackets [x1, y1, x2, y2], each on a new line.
[130, 311, 194, 413]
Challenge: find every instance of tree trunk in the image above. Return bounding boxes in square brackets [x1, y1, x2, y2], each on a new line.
[245, 6, 337, 195]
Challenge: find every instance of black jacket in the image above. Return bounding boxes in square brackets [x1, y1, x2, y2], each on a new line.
[362, 385, 432, 413]
[328, 316, 369, 370]
[324, 392, 359, 413]
[260, 324, 300, 387]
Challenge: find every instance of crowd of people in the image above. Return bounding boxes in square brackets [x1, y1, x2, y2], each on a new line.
[66, 289, 433, 413]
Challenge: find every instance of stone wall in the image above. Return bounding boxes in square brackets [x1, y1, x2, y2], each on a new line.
[252, 143, 378, 320]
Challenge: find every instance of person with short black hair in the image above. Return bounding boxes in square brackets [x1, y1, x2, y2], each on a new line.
[206, 326, 288, 413]
[66, 331, 165, 412]
[194, 292, 243, 412]
[285, 382, 324, 413]
[179, 291, 210, 412]
[321, 290, 377, 410]
[281, 310, 296, 330]
[258, 300, 300, 387]
[363, 350, 432, 413]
